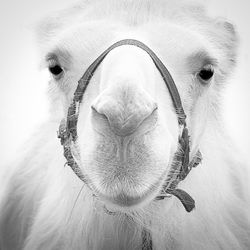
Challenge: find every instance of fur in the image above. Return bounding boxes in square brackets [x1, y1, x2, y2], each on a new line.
[0, 1, 249, 249]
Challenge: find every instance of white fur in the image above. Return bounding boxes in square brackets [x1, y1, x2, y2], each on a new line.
[0, 1, 249, 249]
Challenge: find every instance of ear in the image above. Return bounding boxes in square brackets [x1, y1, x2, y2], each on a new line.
[36, 9, 75, 47]
[35, 3, 89, 52]
[206, 19, 239, 80]
[215, 20, 238, 63]
[36, 15, 63, 45]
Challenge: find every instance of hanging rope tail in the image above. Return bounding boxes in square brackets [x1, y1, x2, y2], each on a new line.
[57, 39, 203, 250]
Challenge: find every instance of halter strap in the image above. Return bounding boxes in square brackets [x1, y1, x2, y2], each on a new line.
[58, 38, 202, 204]
[58, 39, 202, 207]
[58, 38, 202, 205]
[58, 39, 202, 250]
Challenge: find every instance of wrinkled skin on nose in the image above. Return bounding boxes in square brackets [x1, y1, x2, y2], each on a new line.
[91, 45, 158, 137]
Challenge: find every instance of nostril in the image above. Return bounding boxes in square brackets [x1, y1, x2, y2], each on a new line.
[91, 105, 98, 114]
[91, 105, 109, 122]
[152, 102, 158, 112]
[91, 97, 116, 117]
[91, 102, 158, 137]
[91, 93, 158, 137]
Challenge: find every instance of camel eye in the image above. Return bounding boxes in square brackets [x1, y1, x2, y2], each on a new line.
[197, 64, 214, 83]
[48, 58, 64, 79]
[49, 65, 63, 75]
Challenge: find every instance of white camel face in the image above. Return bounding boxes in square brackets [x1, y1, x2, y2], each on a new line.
[45, 16, 233, 209]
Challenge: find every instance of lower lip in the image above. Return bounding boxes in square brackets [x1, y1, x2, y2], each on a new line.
[91, 166, 170, 209]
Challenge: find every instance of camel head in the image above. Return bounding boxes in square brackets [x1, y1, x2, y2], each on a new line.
[39, 0, 237, 210]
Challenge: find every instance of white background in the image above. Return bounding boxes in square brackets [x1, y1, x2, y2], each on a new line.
[0, 0, 249, 177]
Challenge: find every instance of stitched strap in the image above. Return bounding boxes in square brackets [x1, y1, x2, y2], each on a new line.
[142, 228, 153, 250]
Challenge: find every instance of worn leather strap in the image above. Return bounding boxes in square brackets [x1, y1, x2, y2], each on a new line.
[58, 39, 203, 250]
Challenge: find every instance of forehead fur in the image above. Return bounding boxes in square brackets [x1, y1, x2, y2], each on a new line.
[37, 0, 238, 77]
[38, 0, 204, 40]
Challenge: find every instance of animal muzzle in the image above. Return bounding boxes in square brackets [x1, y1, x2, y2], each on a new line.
[91, 85, 158, 136]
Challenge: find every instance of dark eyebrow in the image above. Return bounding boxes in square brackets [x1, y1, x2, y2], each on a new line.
[45, 49, 71, 67]
[187, 50, 218, 72]
[46, 52, 58, 61]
